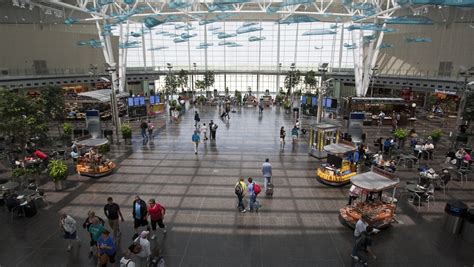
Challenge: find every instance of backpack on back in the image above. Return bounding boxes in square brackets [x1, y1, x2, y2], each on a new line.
[253, 183, 261, 195]
[235, 183, 243, 195]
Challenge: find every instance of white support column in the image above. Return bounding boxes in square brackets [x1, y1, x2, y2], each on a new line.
[95, 20, 121, 143]
[360, 23, 385, 96]
[141, 24, 147, 71]
[204, 24, 208, 72]
[338, 24, 344, 70]
[149, 30, 155, 68]
[351, 24, 362, 96]
[357, 29, 364, 96]
[276, 22, 281, 92]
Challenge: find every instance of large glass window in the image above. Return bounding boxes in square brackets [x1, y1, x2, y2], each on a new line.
[125, 20, 359, 93]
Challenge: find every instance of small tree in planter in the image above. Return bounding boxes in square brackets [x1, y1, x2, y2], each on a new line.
[62, 122, 73, 145]
[234, 90, 242, 105]
[283, 100, 291, 113]
[430, 129, 442, 144]
[393, 128, 408, 148]
[121, 124, 132, 145]
[98, 143, 111, 156]
[48, 159, 68, 191]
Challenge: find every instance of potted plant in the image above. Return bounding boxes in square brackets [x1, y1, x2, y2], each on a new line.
[12, 167, 35, 183]
[121, 124, 132, 145]
[62, 122, 73, 145]
[393, 128, 408, 148]
[48, 159, 68, 191]
[430, 129, 442, 144]
[98, 143, 111, 156]
[283, 100, 291, 113]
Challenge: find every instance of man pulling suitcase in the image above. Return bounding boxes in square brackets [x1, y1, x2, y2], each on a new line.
[262, 158, 274, 197]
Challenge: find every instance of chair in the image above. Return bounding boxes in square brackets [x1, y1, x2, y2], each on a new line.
[425, 192, 435, 209]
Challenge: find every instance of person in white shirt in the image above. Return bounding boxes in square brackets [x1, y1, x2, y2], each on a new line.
[59, 214, 80, 251]
[200, 123, 208, 142]
[354, 214, 380, 238]
[120, 251, 136, 267]
[135, 231, 151, 267]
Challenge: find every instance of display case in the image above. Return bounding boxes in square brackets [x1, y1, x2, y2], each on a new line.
[308, 123, 340, 159]
[339, 167, 400, 229]
[316, 140, 357, 186]
[75, 138, 116, 178]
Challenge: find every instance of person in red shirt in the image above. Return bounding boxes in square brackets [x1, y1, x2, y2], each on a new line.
[147, 199, 166, 239]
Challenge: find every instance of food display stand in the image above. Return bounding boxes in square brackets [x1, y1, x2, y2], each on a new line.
[339, 167, 400, 229]
[308, 123, 340, 159]
[75, 138, 116, 178]
[316, 140, 357, 186]
[261, 95, 273, 106]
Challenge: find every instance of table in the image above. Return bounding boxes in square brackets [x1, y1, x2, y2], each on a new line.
[0, 181, 19, 191]
[398, 153, 418, 168]
[16, 189, 36, 202]
[406, 184, 425, 210]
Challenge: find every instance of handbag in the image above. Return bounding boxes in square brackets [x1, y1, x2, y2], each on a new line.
[98, 253, 109, 265]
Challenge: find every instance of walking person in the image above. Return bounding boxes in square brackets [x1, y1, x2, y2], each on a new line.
[104, 197, 124, 243]
[135, 231, 152, 267]
[132, 196, 149, 236]
[147, 120, 154, 139]
[280, 126, 286, 147]
[291, 125, 299, 143]
[85, 216, 106, 257]
[200, 123, 208, 142]
[83, 211, 105, 257]
[97, 229, 117, 267]
[194, 111, 200, 128]
[119, 251, 136, 267]
[209, 120, 218, 140]
[258, 101, 264, 114]
[245, 177, 261, 212]
[262, 158, 272, 192]
[234, 178, 247, 213]
[147, 199, 167, 240]
[351, 226, 377, 266]
[192, 131, 200, 155]
[140, 120, 148, 139]
[59, 214, 80, 252]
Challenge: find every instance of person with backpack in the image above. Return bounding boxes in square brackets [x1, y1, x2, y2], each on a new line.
[140, 120, 148, 139]
[262, 158, 272, 192]
[147, 198, 167, 239]
[192, 131, 200, 155]
[234, 178, 247, 213]
[351, 226, 377, 266]
[291, 125, 299, 143]
[133, 231, 151, 267]
[59, 214, 80, 252]
[246, 177, 261, 212]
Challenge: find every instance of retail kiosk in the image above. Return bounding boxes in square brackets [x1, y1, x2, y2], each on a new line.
[308, 123, 340, 159]
[339, 167, 400, 229]
[75, 138, 116, 178]
[316, 139, 357, 186]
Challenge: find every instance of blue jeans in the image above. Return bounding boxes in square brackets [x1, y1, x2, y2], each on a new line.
[141, 129, 147, 139]
[237, 194, 244, 210]
[248, 195, 257, 211]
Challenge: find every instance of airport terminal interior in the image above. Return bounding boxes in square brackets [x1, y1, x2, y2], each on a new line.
[0, 0, 474, 266]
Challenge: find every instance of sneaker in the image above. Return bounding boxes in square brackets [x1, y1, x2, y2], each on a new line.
[88, 251, 93, 258]
[350, 255, 359, 261]
[163, 228, 167, 233]
[241, 209, 247, 213]
[151, 235, 156, 240]
[67, 245, 72, 251]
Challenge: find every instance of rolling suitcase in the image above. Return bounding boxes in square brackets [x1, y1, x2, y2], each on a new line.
[265, 183, 274, 197]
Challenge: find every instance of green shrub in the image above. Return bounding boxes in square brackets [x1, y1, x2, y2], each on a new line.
[48, 160, 68, 182]
[121, 124, 132, 139]
[98, 143, 110, 155]
[283, 100, 291, 110]
[431, 129, 442, 141]
[63, 123, 73, 136]
[393, 128, 408, 140]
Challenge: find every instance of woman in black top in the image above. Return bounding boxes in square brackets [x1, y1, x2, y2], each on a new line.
[280, 126, 286, 146]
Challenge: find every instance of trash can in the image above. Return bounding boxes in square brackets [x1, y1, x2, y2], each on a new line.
[104, 129, 114, 144]
[443, 201, 468, 234]
[462, 209, 474, 242]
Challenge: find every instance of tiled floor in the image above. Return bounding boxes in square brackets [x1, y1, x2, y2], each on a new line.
[1, 104, 474, 267]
